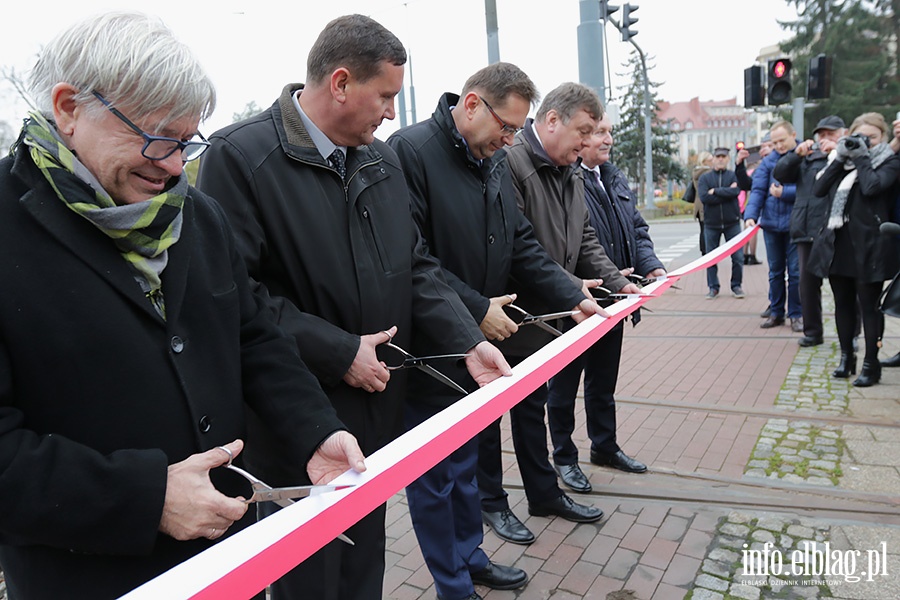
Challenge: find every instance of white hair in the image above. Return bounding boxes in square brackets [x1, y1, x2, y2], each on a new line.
[29, 11, 216, 128]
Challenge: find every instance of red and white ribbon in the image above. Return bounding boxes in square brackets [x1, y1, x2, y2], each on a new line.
[121, 224, 758, 600]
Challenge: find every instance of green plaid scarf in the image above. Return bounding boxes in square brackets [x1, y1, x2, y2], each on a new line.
[21, 112, 185, 319]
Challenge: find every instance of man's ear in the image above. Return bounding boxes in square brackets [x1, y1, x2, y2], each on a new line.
[51, 83, 81, 135]
[544, 109, 559, 132]
[330, 68, 352, 104]
[461, 92, 480, 119]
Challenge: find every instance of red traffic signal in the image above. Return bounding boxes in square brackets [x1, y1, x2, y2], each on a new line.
[767, 57, 792, 105]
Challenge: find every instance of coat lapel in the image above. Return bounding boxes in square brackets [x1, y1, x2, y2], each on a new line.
[17, 169, 164, 324]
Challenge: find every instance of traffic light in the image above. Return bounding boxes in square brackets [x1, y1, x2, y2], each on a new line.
[600, 0, 620, 21]
[807, 54, 832, 99]
[621, 3, 639, 41]
[767, 57, 792, 105]
[744, 65, 764, 108]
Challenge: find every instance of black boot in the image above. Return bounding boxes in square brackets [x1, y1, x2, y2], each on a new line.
[832, 353, 856, 378]
[880, 352, 900, 368]
[853, 360, 881, 387]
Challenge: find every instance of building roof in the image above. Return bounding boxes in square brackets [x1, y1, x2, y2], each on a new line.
[656, 97, 746, 132]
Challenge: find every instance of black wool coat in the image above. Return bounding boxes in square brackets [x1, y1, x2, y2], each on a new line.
[197, 84, 483, 475]
[0, 147, 343, 599]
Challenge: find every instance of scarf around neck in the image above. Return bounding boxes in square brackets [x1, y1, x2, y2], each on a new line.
[820, 141, 894, 230]
[21, 111, 186, 318]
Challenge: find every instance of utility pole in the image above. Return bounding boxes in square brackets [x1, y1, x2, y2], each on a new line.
[485, 0, 500, 64]
[577, 0, 608, 99]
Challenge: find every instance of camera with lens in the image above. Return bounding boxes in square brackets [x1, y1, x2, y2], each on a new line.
[843, 133, 871, 150]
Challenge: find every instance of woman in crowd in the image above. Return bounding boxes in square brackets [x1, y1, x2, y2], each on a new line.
[809, 112, 900, 387]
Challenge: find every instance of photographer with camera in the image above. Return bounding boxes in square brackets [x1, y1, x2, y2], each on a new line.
[774, 116, 846, 347]
[808, 113, 900, 387]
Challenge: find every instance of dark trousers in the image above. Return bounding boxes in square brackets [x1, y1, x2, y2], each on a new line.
[405, 401, 488, 600]
[547, 322, 624, 464]
[698, 220, 707, 255]
[830, 275, 884, 362]
[478, 356, 563, 512]
[262, 501, 386, 600]
[704, 221, 743, 292]
[763, 229, 801, 319]
[796, 241, 823, 338]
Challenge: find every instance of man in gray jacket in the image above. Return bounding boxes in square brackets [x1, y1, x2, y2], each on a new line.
[478, 82, 641, 543]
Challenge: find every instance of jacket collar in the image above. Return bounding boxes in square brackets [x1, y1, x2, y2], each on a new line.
[273, 83, 383, 169]
[519, 118, 581, 174]
[433, 92, 505, 171]
[12, 145, 191, 325]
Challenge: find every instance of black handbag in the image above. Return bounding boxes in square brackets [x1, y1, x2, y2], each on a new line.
[880, 272, 900, 317]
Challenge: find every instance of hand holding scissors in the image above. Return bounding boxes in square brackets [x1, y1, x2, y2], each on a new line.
[217, 445, 355, 545]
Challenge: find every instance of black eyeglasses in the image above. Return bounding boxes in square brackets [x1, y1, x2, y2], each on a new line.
[479, 95, 523, 136]
[92, 91, 210, 162]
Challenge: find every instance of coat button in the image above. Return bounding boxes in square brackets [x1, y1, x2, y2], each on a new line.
[170, 336, 185, 353]
[488, 234, 495, 244]
[198, 415, 211, 433]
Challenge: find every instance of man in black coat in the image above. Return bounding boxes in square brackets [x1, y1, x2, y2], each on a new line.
[774, 116, 846, 347]
[197, 14, 510, 600]
[0, 12, 364, 600]
[387, 63, 606, 600]
[699, 147, 745, 299]
[547, 112, 665, 490]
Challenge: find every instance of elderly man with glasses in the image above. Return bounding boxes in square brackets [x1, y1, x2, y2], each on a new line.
[0, 12, 366, 599]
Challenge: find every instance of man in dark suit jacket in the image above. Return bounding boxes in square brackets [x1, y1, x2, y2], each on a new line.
[388, 62, 606, 600]
[0, 12, 363, 599]
[547, 112, 665, 491]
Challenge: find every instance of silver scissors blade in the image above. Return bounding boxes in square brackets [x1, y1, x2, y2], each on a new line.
[523, 310, 580, 323]
[608, 293, 657, 299]
[416, 363, 469, 395]
[246, 484, 354, 504]
[533, 320, 564, 337]
[220, 451, 355, 545]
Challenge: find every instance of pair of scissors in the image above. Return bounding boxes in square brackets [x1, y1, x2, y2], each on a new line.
[626, 274, 681, 290]
[503, 303, 580, 337]
[217, 446, 355, 545]
[381, 342, 470, 395]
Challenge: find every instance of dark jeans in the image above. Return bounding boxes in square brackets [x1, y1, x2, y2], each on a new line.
[704, 221, 743, 292]
[698, 220, 706, 255]
[763, 229, 801, 319]
[405, 401, 488, 600]
[478, 356, 563, 511]
[547, 322, 624, 464]
[796, 241, 823, 338]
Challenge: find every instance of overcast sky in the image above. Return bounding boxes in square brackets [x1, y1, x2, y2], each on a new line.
[0, 0, 798, 138]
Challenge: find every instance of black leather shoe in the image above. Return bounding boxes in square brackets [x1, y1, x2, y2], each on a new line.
[438, 593, 482, 600]
[798, 336, 824, 347]
[528, 494, 603, 523]
[881, 352, 900, 367]
[470, 561, 528, 590]
[760, 316, 785, 329]
[853, 360, 881, 387]
[790, 318, 803, 333]
[746, 254, 762, 265]
[555, 463, 592, 493]
[760, 306, 771, 318]
[590, 449, 648, 473]
[481, 509, 534, 545]
[833, 353, 857, 378]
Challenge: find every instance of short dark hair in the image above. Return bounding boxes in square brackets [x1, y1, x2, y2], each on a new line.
[307, 14, 407, 84]
[461, 62, 539, 108]
[535, 82, 603, 123]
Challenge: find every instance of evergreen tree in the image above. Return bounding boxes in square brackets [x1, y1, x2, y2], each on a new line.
[780, 0, 899, 135]
[613, 51, 685, 204]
